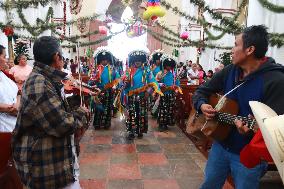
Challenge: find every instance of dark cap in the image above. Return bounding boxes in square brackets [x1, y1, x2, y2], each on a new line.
[33, 36, 62, 65]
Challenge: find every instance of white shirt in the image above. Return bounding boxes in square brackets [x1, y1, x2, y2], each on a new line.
[0, 72, 18, 132]
[187, 69, 199, 85]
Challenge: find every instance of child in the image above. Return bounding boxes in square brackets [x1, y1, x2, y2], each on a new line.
[156, 54, 182, 131]
[89, 47, 120, 129]
[121, 50, 163, 139]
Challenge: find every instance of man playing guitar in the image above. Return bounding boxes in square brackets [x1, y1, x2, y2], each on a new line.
[193, 25, 284, 189]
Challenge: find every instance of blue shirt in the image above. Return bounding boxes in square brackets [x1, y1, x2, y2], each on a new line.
[161, 71, 180, 94]
[152, 66, 161, 77]
[97, 65, 119, 89]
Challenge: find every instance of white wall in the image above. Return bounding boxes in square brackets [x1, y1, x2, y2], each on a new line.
[0, 0, 70, 61]
[247, 0, 284, 64]
[199, 0, 236, 72]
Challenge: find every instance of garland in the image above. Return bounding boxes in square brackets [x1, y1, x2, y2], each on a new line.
[204, 28, 226, 41]
[269, 33, 284, 47]
[17, 6, 54, 36]
[189, 0, 246, 31]
[53, 30, 100, 43]
[257, 0, 284, 13]
[0, 10, 100, 37]
[61, 29, 125, 48]
[161, 0, 248, 34]
[148, 27, 231, 49]
[0, 0, 61, 9]
[160, 0, 284, 47]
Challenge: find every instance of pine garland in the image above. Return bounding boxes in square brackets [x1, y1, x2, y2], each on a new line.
[0, 0, 61, 9]
[61, 29, 125, 48]
[0, 10, 100, 37]
[190, 0, 247, 31]
[148, 27, 231, 49]
[160, 0, 284, 47]
[161, 0, 248, 34]
[204, 28, 226, 41]
[269, 33, 284, 47]
[17, 6, 54, 36]
[53, 30, 100, 43]
[257, 0, 284, 13]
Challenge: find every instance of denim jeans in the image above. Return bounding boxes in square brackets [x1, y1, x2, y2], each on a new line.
[200, 142, 268, 189]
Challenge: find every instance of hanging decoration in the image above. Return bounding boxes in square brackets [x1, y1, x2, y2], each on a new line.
[172, 49, 179, 57]
[99, 26, 108, 35]
[63, 1, 67, 36]
[85, 47, 94, 58]
[180, 31, 189, 40]
[143, 0, 166, 21]
[14, 38, 30, 59]
[77, 17, 88, 33]
[2, 25, 14, 37]
[257, 0, 284, 13]
[70, 0, 83, 15]
[126, 20, 146, 38]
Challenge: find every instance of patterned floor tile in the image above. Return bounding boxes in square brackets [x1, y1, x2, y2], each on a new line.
[138, 153, 168, 165]
[91, 136, 112, 145]
[111, 153, 138, 164]
[85, 144, 112, 153]
[112, 144, 136, 153]
[80, 179, 106, 189]
[140, 165, 172, 179]
[80, 153, 110, 165]
[143, 179, 180, 189]
[136, 144, 162, 153]
[108, 164, 141, 179]
[108, 179, 143, 189]
[80, 164, 109, 179]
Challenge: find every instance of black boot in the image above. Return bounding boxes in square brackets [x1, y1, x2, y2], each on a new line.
[127, 132, 135, 140]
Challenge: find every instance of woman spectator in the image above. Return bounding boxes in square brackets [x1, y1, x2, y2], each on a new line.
[9, 54, 32, 89]
[0, 45, 20, 132]
[187, 63, 199, 85]
[197, 64, 206, 84]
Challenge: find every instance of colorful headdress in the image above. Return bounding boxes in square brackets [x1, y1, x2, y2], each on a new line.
[128, 50, 148, 66]
[160, 54, 177, 70]
[94, 46, 114, 65]
[151, 49, 164, 65]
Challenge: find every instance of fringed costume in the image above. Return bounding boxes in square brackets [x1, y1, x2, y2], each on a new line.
[89, 47, 120, 129]
[156, 54, 182, 131]
[120, 50, 163, 139]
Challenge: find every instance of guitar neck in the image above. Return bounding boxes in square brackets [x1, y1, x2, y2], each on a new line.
[217, 112, 255, 130]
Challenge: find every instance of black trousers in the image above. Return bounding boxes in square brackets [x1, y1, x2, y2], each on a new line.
[126, 95, 148, 135]
[158, 92, 176, 127]
[93, 89, 113, 128]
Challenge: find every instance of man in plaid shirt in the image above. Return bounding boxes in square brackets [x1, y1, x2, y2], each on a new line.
[12, 36, 89, 189]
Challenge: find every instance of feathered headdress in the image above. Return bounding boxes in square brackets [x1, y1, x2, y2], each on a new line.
[150, 49, 164, 64]
[128, 50, 148, 66]
[93, 46, 114, 65]
[160, 54, 177, 70]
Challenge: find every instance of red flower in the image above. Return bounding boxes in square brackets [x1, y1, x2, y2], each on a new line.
[2, 26, 14, 37]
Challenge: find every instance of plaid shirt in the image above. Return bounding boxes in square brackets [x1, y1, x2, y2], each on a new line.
[12, 62, 88, 189]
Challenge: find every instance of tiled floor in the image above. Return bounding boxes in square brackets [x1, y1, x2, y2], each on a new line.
[79, 117, 206, 189]
[78, 116, 284, 189]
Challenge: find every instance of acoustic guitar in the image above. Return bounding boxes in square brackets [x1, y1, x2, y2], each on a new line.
[186, 94, 256, 141]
